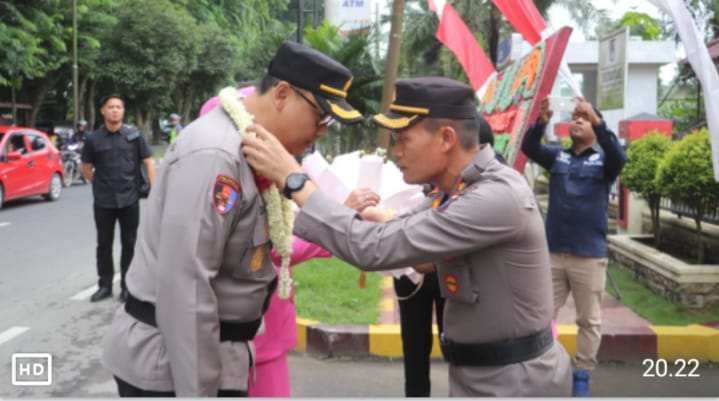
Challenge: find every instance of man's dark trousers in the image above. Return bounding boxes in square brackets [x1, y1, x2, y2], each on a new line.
[394, 272, 445, 397]
[94, 202, 140, 291]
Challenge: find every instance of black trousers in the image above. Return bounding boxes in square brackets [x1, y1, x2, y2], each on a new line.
[394, 272, 445, 397]
[94, 203, 140, 291]
[115, 376, 247, 397]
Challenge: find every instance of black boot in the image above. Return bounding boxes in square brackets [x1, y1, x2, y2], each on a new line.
[90, 287, 113, 302]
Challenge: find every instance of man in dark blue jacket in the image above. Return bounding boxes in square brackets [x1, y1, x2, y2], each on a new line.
[521, 97, 626, 397]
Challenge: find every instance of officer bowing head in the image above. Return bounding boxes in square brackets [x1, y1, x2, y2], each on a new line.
[244, 40, 363, 156]
[373, 77, 482, 192]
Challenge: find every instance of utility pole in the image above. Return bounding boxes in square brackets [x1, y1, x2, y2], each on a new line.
[297, 0, 304, 43]
[377, 0, 406, 150]
[72, 0, 79, 131]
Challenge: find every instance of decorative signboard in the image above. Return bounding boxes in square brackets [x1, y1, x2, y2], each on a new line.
[597, 27, 629, 111]
[478, 27, 573, 172]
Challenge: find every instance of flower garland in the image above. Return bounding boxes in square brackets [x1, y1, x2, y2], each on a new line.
[219, 86, 295, 299]
[359, 147, 388, 161]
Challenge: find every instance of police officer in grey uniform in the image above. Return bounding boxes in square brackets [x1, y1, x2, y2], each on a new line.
[242, 77, 572, 397]
[102, 41, 363, 397]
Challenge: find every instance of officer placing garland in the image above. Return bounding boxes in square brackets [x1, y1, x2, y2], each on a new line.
[242, 77, 573, 396]
[102, 41, 363, 397]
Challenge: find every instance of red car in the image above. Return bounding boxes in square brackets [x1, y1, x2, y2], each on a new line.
[0, 125, 64, 209]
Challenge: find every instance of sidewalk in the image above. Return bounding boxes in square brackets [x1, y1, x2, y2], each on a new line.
[298, 276, 719, 362]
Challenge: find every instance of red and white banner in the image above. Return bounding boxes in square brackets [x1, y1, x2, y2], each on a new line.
[491, 0, 546, 45]
[649, 0, 719, 181]
[427, 0, 496, 91]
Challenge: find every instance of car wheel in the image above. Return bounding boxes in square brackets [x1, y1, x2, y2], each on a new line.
[44, 173, 62, 201]
[62, 161, 74, 187]
[0, 184, 4, 209]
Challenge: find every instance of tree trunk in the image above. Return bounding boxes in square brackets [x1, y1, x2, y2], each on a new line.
[649, 196, 661, 248]
[151, 114, 162, 146]
[377, 0, 406, 150]
[28, 77, 57, 127]
[694, 217, 704, 264]
[11, 84, 17, 125]
[135, 109, 153, 140]
[87, 80, 97, 130]
[182, 86, 194, 122]
[78, 75, 89, 121]
[488, 6, 501, 66]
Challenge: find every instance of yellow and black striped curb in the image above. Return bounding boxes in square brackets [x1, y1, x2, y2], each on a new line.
[295, 319, 719, 362]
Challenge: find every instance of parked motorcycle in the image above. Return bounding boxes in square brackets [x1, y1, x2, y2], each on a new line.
[61, 142, 86, 187]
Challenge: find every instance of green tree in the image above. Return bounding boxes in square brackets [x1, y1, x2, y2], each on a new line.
[621, 132, 672, 246]
[613, 11, 663, 40]
[0, 1, 70, 125]
[96, 0, 199, 140]
[656, 129, 719, 264]
[304, 22, 383, 155]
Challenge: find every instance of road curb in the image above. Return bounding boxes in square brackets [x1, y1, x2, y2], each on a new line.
[295, 320, 719, 362]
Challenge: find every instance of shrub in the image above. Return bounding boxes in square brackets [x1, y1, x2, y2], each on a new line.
[621, 132, 672, 246]
[656, 129, 719, 263]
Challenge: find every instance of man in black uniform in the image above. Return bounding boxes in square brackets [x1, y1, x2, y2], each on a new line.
[81, 95, 156, 303]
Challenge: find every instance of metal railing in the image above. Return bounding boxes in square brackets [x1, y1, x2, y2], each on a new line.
[659, 198, 719, 225]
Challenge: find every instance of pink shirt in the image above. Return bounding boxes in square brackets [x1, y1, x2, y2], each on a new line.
[253, 238, 331, 363]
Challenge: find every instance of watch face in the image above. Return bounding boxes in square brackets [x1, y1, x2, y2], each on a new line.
[288, 173, 306, 190]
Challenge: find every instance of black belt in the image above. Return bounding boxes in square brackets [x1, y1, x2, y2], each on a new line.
[125, 277, 277, 343]
[440, 327, 554, 367]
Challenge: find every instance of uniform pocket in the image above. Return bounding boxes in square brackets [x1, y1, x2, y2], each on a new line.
[233, 218, 272, 279]
[436, 257, 477, 304]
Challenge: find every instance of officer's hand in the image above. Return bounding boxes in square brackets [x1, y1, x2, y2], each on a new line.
[344, 188, 381, 212]
[360, 206, 395, 223]
[413, 262, 435, 274]
[243, 124, 302, 187]
[573, 97, 602, 126]
[538, 98, 553, 125]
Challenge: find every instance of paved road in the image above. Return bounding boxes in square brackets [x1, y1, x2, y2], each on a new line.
[1, 184, 718, 397]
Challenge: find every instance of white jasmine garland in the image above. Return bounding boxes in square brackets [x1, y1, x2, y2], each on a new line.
[219, 86, 295, 299]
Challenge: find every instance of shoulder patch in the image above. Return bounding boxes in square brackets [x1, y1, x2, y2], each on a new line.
[444, 274, 459, 294]
[213, 175, 241, 215]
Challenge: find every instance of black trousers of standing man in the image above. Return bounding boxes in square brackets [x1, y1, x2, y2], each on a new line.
[94, 202, 140, 292]
[393, 271, 445, 397]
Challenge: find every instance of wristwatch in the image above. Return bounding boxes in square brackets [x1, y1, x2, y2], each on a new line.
[282, 172, 310, 199]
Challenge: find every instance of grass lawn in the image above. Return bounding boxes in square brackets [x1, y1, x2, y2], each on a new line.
[608, 262, 719, 326]
[293, 257, 383, 325]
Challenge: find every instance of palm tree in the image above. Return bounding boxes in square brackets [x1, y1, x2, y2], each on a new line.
[304, 22, 384, 155]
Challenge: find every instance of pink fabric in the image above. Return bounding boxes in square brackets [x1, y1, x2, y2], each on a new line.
[491, 0, 547, 45]
[198, 86, 256, 118]
[248, 237, 331, 396]
[248, 354, 291, 397]
[433, 2, 496, 91]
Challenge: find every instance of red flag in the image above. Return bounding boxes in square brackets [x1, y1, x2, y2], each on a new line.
[431, 1, 496, 91]
[491, 0, 546, 44]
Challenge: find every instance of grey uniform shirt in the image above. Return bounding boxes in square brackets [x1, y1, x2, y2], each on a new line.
[102, 106, 276, 396]
[294, 145, 571, 396]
